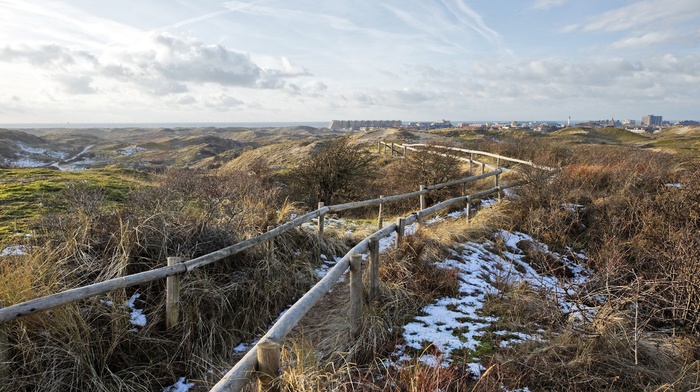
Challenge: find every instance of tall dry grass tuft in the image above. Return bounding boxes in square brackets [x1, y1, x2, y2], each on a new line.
[495, 142, 700, 389]
[428, 202, 511, 247]
[380, 353, 475, 391]
[479, 309, 698, 391]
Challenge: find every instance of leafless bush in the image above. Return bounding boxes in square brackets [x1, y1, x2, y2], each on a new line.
[287, 137, 376, 207]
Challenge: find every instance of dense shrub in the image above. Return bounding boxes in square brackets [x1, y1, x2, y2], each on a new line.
[287, 137, 376, 207]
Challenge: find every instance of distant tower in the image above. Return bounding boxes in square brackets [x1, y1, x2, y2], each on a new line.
[567, 116, 571, 127]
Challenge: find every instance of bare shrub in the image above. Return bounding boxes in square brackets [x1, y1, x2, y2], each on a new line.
[287, 137, 376, 207]
[380, 146, 464, 213]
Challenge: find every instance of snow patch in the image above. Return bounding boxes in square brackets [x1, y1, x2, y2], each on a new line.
[0, 245, 30, 257]
[395, 230, 590, 372]
[16, 143, 68, 159]
[5, 158, 48, 168]
[119, 146, 147, 156]
[233, 342, 251, 353]
[125, 293, 147, 328]
[162, 377, 195, 392]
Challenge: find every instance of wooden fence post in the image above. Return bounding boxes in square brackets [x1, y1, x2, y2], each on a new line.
[391, 142, 395, 156]
[466, 196, 472, 223]
[419, 185, 426, 211]
[266, 225, 275, 260]
[377, 196, 383, 230]
[257, 339, 281, 392]
[377, 141, 381, 154]
[349, 254, 363, 337]
[166, 257, 185, 330]
[368, 238, 380, 302]
[317, 202, 325, 240]
[395, 218, 406, 248]
[469, 153, 474, 174]
[481, 162, 486, 175]
[495, 172, 501, 201]
[0, 301, 8, 379]
[417, 211, 425, 229]
[403, 145, 407, 157]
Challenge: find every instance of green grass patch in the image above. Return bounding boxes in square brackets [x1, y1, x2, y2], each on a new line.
[551, 127, 650, 146]
[449, 340, 496, 363]
[0, 167, 149, 237]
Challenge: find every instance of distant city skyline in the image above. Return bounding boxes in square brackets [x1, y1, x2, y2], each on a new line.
[0, 0, 698, 123]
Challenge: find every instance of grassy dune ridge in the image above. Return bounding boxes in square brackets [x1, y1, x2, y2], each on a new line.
[0, 125, 699, 391]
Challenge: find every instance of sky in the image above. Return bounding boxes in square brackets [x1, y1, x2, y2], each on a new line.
[0, 0, 698, 124]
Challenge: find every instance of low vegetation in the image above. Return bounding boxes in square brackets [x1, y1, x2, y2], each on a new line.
[1, 125, 699, 391]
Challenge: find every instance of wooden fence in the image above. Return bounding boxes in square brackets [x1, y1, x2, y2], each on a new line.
[0, 145, 557, 390]
[378, 141, 556, 172]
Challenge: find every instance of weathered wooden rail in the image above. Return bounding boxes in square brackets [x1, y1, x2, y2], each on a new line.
[0, 145, 557, 390]
[210, 173, 551, 391]
[378, 141, 556, 172]
[0, 169, 503, 325]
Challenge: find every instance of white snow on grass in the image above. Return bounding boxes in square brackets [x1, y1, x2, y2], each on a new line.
[119, 146, 147, 156]
[125, 293, 147, 328]
[233, 342, 252, 353]
[162, 377, 195, 392]
[0, 245, 30, 257]
[395, 229, 589, 373]
[15, 143, 69, 160]
[6, 158, 49, 168]
[315, 254, 343, 279]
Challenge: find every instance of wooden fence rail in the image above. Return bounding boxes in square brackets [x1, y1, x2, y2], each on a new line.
[0, 206, 329, 323]
[379, 141, 498, 171]
[0, 169, 508, 325]
[379, 141, 557, 173]
[401, 143, 557, 172]
[210, 221, 408, 392]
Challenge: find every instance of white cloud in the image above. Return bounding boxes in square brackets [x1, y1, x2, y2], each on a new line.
[0, 1, 698, 122]
[0, 44, 96, 67]
[582, 0, 700, 33]
[558, 24, 580, 34]
[531, 0, 567, 10]
[447, 0, 502, 46]
[611, 31, 675, 49]
[0, 33, 311, 97]
[203, 94, 245, 111]
[0, 0, 143, 48]
[54, 75, 97, 94]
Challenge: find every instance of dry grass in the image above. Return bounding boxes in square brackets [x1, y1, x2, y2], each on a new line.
[0, 164, 350, 391]
[3, 132, 700, 391]
[266, 226, 465, 390]
[479, 311, 699, 391]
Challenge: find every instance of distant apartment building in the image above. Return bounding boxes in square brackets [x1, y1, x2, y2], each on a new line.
[403, 120, 452, 130]
[641, 115, 662, 126]
[328, 120, 402, 130]
[431, 119, 452, 129]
